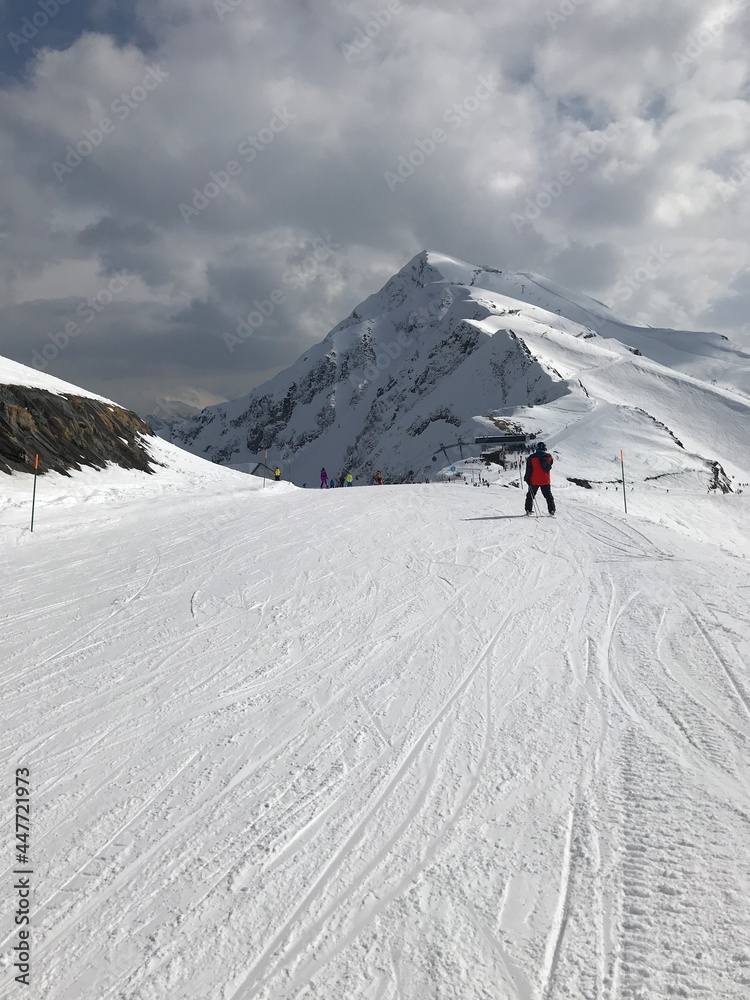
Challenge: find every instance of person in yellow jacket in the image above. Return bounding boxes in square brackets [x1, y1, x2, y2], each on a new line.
[274, 467, 281, 481]
[345, 473, 353, 486]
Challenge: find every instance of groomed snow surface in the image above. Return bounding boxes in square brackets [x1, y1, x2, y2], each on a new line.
[3, 459, 750, 1000]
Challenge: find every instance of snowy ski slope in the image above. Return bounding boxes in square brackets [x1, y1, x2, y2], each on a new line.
[0, 357, 115, 404]
[3, 460, 750, 1000]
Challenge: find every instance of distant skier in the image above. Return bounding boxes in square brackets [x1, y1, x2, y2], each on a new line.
[320, 467, 328, 488]
[373, 471, 383, 486]
[274, 467, 281, 481]
[346, 473, 353, 486]
[524, 442, 556, 516]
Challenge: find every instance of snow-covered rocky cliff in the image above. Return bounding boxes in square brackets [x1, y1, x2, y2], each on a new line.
[0, 355, 225, 480]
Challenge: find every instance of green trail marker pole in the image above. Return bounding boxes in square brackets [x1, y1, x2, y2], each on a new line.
[30, 453, 39, 531]
[620, 449, 628, 514]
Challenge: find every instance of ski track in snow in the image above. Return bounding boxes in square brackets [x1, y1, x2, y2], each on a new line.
[3, 482, 750, 999]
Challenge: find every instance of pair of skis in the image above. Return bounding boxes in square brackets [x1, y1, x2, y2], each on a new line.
[525, 501, 555, 517]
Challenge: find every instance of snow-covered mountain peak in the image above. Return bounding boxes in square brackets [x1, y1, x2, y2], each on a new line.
[165, 252, 750, 491]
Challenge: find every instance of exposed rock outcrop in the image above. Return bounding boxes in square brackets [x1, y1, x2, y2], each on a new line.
[0, 385, 156, 476]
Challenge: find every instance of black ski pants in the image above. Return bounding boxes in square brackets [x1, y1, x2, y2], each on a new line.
[525, 483, 555, 513]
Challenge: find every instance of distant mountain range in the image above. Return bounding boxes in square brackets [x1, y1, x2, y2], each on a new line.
[161, 251, 750, 491]
[147, 387, 227, 437]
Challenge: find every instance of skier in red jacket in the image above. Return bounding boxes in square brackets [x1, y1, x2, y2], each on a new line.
[524, 442, 556, 515]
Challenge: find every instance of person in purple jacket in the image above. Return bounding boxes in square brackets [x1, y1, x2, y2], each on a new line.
[320, 467, 328, 488]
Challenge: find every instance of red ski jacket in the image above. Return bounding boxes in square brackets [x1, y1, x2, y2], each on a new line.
[525, 452, 553, 486]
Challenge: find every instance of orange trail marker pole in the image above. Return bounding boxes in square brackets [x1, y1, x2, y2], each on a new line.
[620, 450, 628, 514]
[30, 453, 39, 531]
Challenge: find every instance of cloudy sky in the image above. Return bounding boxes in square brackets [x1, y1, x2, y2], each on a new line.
[1, 0, 749, 414]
